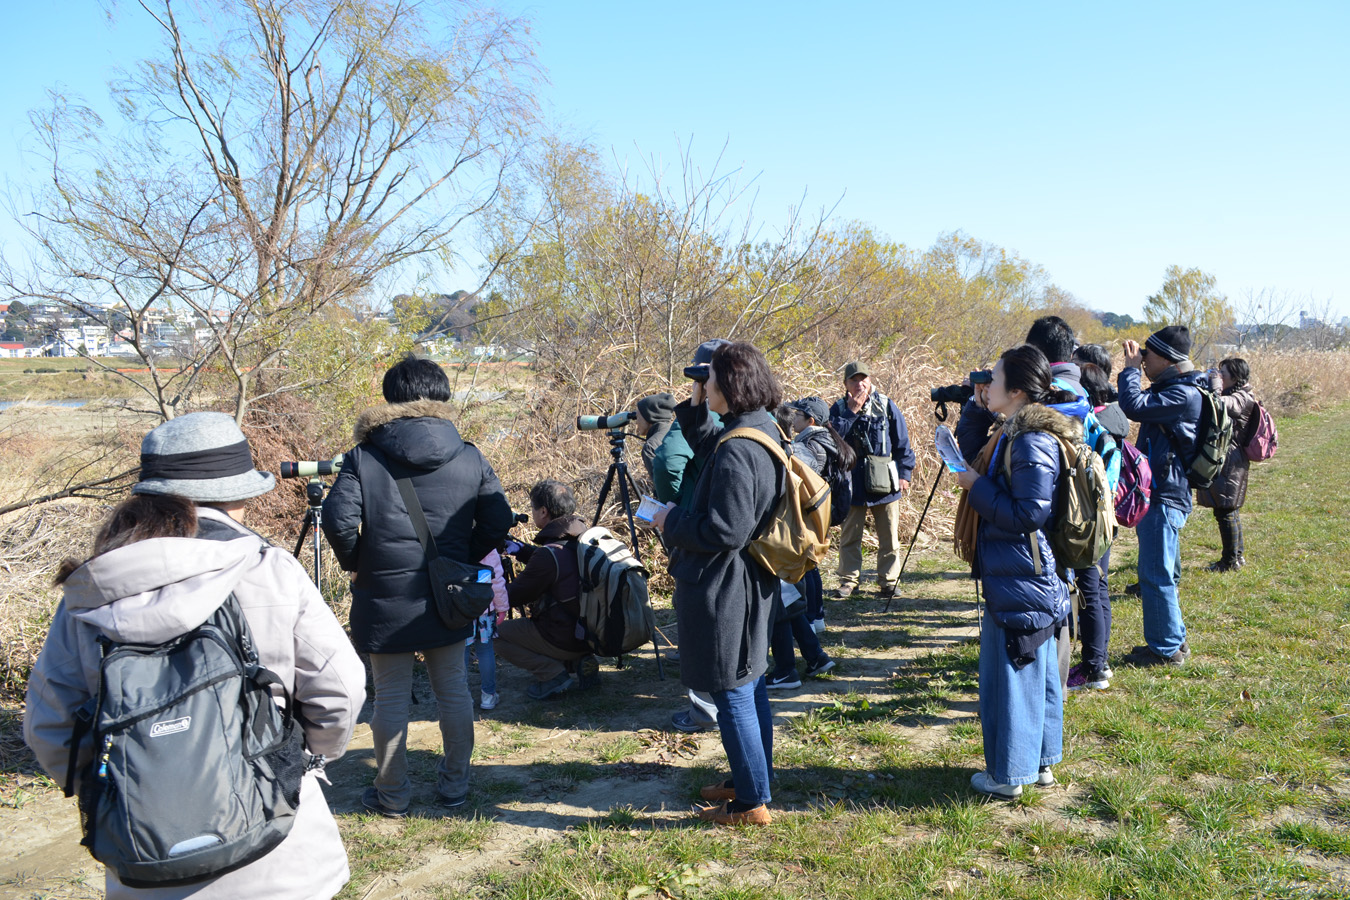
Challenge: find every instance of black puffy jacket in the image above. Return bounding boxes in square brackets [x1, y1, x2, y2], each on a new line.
[322, 400, 514, 653]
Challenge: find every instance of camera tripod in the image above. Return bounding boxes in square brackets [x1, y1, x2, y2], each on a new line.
[883, 400, 982, 630]
[591, 426, 668, 679]
[292, 477, 328, 586]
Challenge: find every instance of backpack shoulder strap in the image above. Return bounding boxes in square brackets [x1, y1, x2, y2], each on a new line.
[718, 426, 790, 466]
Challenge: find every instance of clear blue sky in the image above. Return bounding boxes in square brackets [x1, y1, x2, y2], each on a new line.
[3, 1, 1346, 322]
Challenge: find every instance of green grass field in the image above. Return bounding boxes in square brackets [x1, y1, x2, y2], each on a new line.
[330, 405, 1350, 899]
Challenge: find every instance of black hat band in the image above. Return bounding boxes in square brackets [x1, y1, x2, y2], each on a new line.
[141, 439, 255, 481]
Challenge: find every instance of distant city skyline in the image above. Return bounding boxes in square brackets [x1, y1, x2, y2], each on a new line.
[1, 1, 1346, 323]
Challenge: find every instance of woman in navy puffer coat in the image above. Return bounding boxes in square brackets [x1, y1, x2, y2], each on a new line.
[955, 345, 1072, 799]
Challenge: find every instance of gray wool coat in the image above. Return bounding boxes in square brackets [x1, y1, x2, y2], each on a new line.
[662, 407, 782, 693]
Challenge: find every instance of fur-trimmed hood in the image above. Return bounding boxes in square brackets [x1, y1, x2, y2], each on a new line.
[1002, 403, 1083, 445]
[353, 399, 466, 471]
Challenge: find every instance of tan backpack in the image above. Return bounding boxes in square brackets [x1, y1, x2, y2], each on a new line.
[717, 426, 832, 583]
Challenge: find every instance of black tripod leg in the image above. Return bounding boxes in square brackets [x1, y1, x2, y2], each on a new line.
[616, 463, 665, 681]
[592, 463, 618, 528]
[293, 512, 312, 560]
[885, 467, 944, 613]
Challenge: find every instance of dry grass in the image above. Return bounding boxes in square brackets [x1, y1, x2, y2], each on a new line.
[1238, 347, 1350, 416]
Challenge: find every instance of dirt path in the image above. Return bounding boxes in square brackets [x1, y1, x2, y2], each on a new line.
[0, 561, 985, 898]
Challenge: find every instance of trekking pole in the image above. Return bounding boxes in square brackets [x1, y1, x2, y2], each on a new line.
[885, 464, 943, 613]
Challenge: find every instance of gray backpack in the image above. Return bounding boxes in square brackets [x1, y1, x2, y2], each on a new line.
[64, 593, 306, 887]
[572, 526, 654, 657]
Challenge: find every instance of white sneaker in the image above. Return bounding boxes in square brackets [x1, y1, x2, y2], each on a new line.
[479, 691, 499, 711]
[810, 618, 825, 634]
[1037, 766, 1055, 786]
[970, 771, 1022, 799]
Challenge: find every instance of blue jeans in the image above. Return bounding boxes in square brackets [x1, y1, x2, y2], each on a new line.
[1074, 548, 1111, 672]
[800, 568, 824, 622]
[978, 614, 1063, 786]
[770, 611, 826, 677]
[465, 639, 497, 695]
[710, 677, 773, 806]
[1136, 502, 1188, 657]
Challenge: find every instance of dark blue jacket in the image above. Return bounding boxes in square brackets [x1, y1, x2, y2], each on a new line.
[829, 391, 916, 507]
[967, 403, 1073, 631]
[1117, 366, 1206, 514]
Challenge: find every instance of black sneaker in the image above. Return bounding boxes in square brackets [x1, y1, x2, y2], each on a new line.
[438, 792, 468, 809]
[362, 787, 409, 819]
[1124, 582, 1142, 597]
[766, 671, 802, 690]
[804, 656, 836, 678]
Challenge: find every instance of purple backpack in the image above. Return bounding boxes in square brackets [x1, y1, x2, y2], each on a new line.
[1243, 401, 1278, 462]
[1114, 438, 1152, 528]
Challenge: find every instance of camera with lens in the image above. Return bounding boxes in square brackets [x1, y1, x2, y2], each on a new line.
[929, 370, 992, 404]
[577, 411, 635, 431]
[279, 455, 344, 478]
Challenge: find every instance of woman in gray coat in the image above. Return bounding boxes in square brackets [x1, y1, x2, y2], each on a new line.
[25, 413, 366, 900]
[1197, 357, 1258, 571]
[652, 342, 783, 826]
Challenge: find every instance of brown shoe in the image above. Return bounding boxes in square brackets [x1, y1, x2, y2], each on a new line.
[699, 780, 736, 803]
[695, 801, 771, 826]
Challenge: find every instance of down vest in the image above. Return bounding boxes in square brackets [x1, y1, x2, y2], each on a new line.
[322, 400, 514, 653]
[24, 508, 367, 900]
[966, 404, 1073, 632]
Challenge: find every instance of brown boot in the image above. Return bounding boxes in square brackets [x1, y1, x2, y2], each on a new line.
[695, 801, 771, 826]
[699, 780, 736, 803]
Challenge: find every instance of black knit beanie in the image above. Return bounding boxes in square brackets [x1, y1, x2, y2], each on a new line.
[1145, 325, 1192, 363]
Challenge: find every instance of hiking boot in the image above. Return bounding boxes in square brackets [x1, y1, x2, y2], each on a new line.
[766, 671, 802, 690]
[1124, 644, 1188, 668]
[970, 771, 1022, 799]
[576, 654, 601, 690]
[1037, 767, 1056, 787]
[804, 656, 836, 678]
[670, 710, 717, 733]
[1066, 663, 1110, 691]
[479, 691, 500, 711]
[877, 585, 896, 601]
[361, 787, 409, 819]
[695, 801, 771, 826]
[526, 671, 574, 700]
[699, 779, 736, 803]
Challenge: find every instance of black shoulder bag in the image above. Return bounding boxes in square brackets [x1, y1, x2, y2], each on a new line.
[393, 477, 494, 631]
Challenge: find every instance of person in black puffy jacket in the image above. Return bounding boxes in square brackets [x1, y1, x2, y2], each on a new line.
[954, 345, 1072, 799]
[322, 355, 513, 817]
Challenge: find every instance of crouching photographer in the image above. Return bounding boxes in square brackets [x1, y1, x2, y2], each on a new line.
[495, 480, 600, 700]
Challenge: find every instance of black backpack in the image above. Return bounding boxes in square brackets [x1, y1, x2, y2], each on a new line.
[825, 452, 853, 527]
[65, 593, 307, 887]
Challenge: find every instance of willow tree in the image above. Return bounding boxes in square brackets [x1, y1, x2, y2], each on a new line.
[3, 0, 537, 422]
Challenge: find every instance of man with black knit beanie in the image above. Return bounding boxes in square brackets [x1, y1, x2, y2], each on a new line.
[1117, 325, 1207, 667]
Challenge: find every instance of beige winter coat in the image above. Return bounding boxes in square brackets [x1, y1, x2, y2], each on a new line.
[24, 507, 367, 900]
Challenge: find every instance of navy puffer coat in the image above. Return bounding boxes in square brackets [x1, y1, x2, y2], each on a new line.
[1117, 365, 1206, 514]
[966, 403, 1073, 631]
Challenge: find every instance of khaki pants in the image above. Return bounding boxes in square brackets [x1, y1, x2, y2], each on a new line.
[836, 500, 903, 590]
[495, 618, 588, 683]
[368, 645, 473, 810]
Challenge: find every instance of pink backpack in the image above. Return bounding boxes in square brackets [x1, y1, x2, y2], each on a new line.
[1243, 401, 1278, 462]
[1114, 438, 1152, 528]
